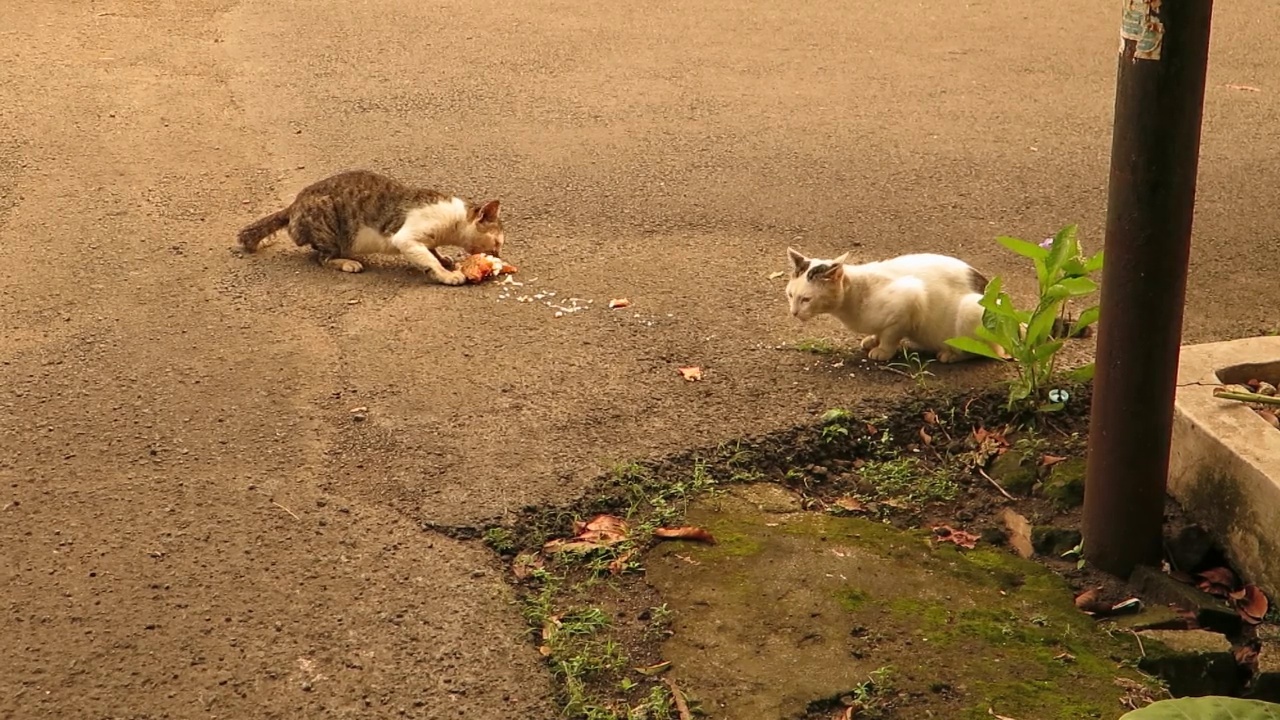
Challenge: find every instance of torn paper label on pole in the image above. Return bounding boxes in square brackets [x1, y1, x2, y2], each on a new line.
[1121, 0, 1165, 61]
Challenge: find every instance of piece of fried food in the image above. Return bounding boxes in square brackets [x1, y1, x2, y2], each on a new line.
[458, 254, 519, 284]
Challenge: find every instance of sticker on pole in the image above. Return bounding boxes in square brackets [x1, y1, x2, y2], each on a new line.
[1120, 0, 1164, 61]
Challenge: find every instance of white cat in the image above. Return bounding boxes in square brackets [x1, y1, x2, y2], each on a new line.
[784, 248, 1001, 363]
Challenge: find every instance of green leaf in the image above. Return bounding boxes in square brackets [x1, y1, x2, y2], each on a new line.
[1061, 257, 1087, 277]
[944, 336, 1005, 360]
[1059, 277, 1099, 297]
[1063, 362, 1096, 382]
[1120, 696, 1280, 719]
[1046, 225, 1079, 276]
[1033, 257, 1050, 293]
[980, 293, 1021, 322]
[1031, 340, 1065, 362]
[997, 235, 1049, 261]
[1037, 402, 1065, 413]
[974, 324, 1007, 347]
[1069, 306, 1101, 336]
[1085, 249, 1105, 273]
[1025, 309, 1058, 346]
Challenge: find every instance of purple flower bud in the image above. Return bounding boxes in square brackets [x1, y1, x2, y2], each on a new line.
[1039, 237, 1054, 250]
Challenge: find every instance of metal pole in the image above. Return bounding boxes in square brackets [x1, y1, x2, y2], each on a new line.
[1083, 0, 1214, 577]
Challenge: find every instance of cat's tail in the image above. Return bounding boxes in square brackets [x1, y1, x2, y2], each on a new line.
[237, 208, 290, 252]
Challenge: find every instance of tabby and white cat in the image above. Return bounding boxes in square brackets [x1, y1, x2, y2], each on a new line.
[237, 170, 505, 285]
[785, 248, 999, 363]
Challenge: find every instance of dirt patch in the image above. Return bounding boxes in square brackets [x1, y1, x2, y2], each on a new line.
[489, 383, 1275, 718]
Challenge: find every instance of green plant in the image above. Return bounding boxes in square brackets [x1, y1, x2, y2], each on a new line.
[887, 349, 936, 387]
[1120, 696, 1280, 719]
[946, 224, 1104, 409]
[482, 527, 516, 555]
[820, 408, 854, 443]
[1061, 540, 1086, 570]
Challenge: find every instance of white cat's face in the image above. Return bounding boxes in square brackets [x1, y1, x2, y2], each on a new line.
[785, 248, 849, 321]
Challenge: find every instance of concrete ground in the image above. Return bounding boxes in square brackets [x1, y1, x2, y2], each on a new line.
[1, 0, 1276, 717]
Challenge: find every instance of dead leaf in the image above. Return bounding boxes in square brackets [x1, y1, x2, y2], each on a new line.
[1234, 641, 1262, 670]
[635, 661, 672, 676]
[1074, 587, 1102, 611]
[677, 366, 702, 382]
[923, 410, 939, 425]
[1053, 652, 1076, 663]
[512, 551, 544, 580]
[1226, 83, 1262, 92]
[1040, 454, 1067, 468]
[653, 526, 716, 544]
[932, 525, 979, 550]
[1001, 508, 1034, 559]
[1196, 566, 1239, 596]
[918, 426, 933, 445]
[608, 298, 632, 309]
[1237, 584, 1268, 623]
[674, 553, 700, 565]
[543, 514, 630, 553]
[607, 549, 636, 575]
[833, 496, 865, 513]
[768, 270, 786, 280]
[989, 709, 1020, 720]
[664, 678, 693, 720]
[537, 644, 552, 656]
[839, 708, 854, 720]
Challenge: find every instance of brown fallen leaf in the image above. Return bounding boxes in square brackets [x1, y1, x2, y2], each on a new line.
[1237, 584, 1269, 623]
[1196, 566, 1239, 597]
[1040, 454, 1067, 468]
[923, 410, 939, 425]
[607, 549, 636, 576]
[833, 496, 865, 513]
[653, 526, 717, 544]
[677, 366, 702, 382]
[932, 525, 979, 550]
[512, 551, 544, 580]
[543, 514, 630, 553]
[989, 709, 1020, 720]
[608, 298, 632, 309]
[1074, 587, 1102, 611]
[664, 678, 693, 720]
[635, 660, 672, 676]
[918, 426, 933, 445]
[1001, 508, 1034, 559]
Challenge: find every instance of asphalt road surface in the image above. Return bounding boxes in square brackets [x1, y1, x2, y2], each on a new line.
[2, 1, 1276, 717]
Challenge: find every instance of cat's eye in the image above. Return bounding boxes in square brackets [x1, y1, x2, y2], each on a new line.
[801, 297, 811, 304]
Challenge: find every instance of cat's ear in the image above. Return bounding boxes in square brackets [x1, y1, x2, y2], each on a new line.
[787, 247, 810, 276]
[832, 253, 850, 265]
[476, 200, 501, 223]
[818, 262, 844, 282]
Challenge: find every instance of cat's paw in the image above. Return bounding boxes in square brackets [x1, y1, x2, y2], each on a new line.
[866, 346, 899, 362]
[937, 348, 966, 364]
[433, 269, 468, 286]
[860, 335, 879, 351]
[324, 258, 364, 273]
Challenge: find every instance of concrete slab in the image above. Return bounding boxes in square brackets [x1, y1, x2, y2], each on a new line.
[1170, 336, 1280, 596]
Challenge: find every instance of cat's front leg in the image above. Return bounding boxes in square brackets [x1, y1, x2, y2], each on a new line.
[860, 335, 879, 351]
[866, 327, 906, 362]
[394, 237, 467, 285]
[430, 248, 457, 272]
